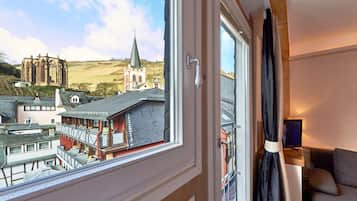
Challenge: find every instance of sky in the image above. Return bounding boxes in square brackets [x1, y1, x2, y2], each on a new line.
[0, 0, 165, 64]
[220, 25, 235, 74]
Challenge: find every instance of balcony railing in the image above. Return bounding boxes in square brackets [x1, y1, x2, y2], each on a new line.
[56, 146, 85, 169]
[56, 123, 105, 148]
[56, 124, 124, 148]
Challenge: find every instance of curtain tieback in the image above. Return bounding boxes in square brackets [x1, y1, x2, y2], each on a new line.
[264, 140, 282, 153]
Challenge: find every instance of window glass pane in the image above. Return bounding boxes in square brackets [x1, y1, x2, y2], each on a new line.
[0, 0, 171, 190]
[220, 24, 237, 201]
[39, 142, 49, 150]
[10, 146, 22, 154]
[26, 144, 35, 152]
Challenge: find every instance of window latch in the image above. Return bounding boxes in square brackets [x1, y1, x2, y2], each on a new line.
[186, 55, 201, 88]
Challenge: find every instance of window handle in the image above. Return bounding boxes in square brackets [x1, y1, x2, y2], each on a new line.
[186, 55, 202, 88]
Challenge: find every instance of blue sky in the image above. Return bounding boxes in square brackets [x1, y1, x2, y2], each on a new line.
[220, 25, 235, 74]
[0, 0, 165, 64]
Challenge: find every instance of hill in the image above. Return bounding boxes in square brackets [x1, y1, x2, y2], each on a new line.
[0, 59, 164, 98]
[0, 62, 20, 77]
[0, 75, 57, 97]
[68, 59, 164, 96]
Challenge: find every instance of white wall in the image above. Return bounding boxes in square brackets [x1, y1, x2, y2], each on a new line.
[7, 140, 60, 164]
[290, 48, 357, 151]
[17, 106, 64, 125]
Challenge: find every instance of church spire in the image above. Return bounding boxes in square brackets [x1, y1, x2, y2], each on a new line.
[129, 36, 142, 68]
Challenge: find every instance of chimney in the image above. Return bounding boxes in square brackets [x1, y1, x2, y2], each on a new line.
[55, 88, 63, 107]
[154, 78, 159, 89]
[34, 93, 40, 102]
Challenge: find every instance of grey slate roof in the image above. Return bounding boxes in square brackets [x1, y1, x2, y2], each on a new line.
[221, 75, 234, 126]
[0, 96, 54, 103]
[0, 101, 16, 123]
[60, 88, 164, 120]
[0, 132, 59, 146]
[0, 96, 55, 123]
[126, 102, 164, 149]
[129, 37, 142, 68]
[1, 123, 54, 131]
[59, 90, 98, 108]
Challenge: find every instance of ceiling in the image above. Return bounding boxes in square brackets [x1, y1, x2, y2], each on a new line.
[287, 0, 357, 56]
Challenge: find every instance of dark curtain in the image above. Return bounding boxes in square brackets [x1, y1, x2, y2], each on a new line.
[256, 9, 282, 201]
[163, 0, 170, 142]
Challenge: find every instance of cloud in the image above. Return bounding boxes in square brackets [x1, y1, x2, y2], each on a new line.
[82, 0, 164, 60]
[53, 0, 98, 11]
[0, 0, 164, 63]
[0, 28, 48, 64]
[60, 2, 70, 11]
[60, 46, 109, 61]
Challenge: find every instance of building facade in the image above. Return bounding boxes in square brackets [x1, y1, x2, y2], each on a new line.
[21, 54, 68, 88]
[0, 89, 98, 125]
[0, 124, 60, 187]
[56, 88, 165, 170]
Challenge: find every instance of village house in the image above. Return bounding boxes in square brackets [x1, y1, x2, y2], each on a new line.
[0, 89, 98, 125]
[0, 123, 60, 188]
[56, 88, 165, 170]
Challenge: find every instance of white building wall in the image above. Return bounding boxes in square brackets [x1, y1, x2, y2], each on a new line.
[124, 66, 147, 91]
[17, 105, 64, 125]
[6, 140, 60, 164]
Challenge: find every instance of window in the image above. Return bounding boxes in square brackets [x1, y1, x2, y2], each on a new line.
[50, 119, 55, 124]
[24, 106, 30, 111]
[132, 75, 136, 82]
[24, 118, 31, 124]
[210, 2, 252, 201]
[9, 145, 22, 154]
[38, 142, 49, 150]
[45, 160, 54, 166]
[70, 95, 80, 104]
[26, 144, 35, 152]
[0, 1, 201, 200]
[50, 106, 55, 111]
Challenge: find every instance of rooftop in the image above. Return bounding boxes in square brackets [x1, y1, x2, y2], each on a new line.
[60, 88, 164, 120]
[129, 37, 142, 68]
[57, 89, 101, 109]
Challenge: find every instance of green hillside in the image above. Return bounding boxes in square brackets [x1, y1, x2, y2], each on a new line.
[0, 75, 57, 97]
[68, 59, 164, 96]
[0, 62, 20, 78]
[0, 59, 164, 98]
[0, 62, 57, 97]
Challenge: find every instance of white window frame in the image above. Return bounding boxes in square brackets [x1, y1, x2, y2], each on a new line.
[206, 1, 253, 201]
[24, 118, 31, 124]
[70, 95, 80, 104]
[0, 1, 202, 200]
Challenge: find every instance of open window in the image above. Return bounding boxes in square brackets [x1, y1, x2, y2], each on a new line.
[0, 0, 201, 200]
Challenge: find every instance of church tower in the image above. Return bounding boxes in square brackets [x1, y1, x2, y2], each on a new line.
[124, 36, 147, 91]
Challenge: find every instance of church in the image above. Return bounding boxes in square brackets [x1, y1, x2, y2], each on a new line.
[124, 37, 147, 91]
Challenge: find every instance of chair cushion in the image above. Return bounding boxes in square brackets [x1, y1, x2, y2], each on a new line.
[309, 168, 339, 195]
[334, 148, 357, 188]
[312, 184, 357, 201]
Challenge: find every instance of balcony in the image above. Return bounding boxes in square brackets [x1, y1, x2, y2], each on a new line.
[56, 124, 124, 148]
[56, 146, 99, 170]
